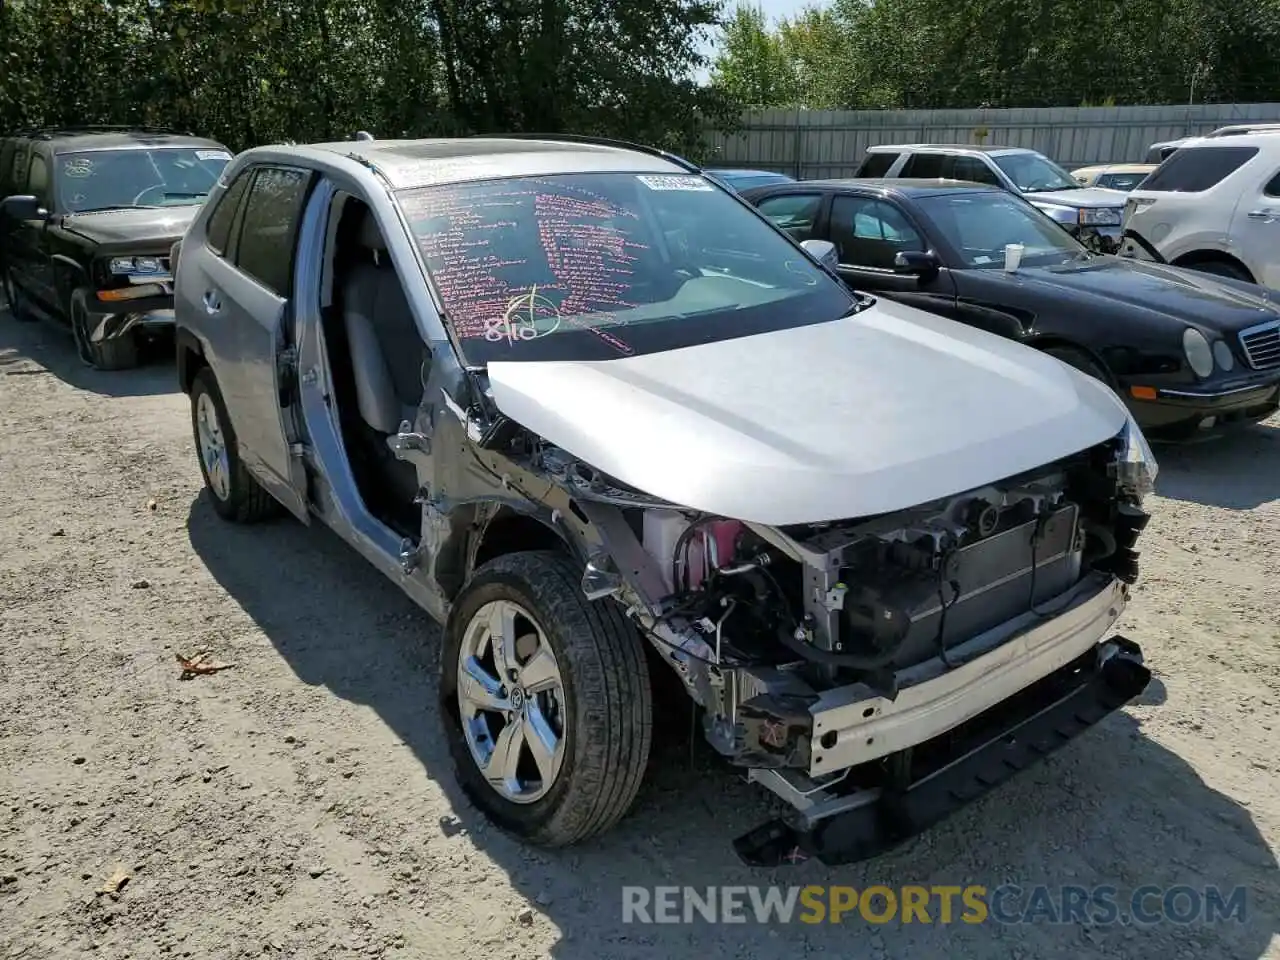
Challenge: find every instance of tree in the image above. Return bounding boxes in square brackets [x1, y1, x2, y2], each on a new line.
[0, 0, 732, 157]
[709, 4, 797, 107]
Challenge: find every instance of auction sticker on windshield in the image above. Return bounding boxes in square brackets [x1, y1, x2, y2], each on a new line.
[197, 150, 232, 162]
[637, 175, 714, 192]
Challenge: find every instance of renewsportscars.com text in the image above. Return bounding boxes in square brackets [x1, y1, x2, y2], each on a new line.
[621, 884, 1248, 926]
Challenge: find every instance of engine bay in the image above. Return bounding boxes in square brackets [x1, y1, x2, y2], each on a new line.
[526, 434, 1149, 773]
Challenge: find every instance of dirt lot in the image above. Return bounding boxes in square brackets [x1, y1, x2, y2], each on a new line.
[0, 308, 1277, 960]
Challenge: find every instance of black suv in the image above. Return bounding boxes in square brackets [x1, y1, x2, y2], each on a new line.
[0, 126, 232, 369]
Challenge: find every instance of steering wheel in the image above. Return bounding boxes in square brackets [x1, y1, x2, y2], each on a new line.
[132, 184, 168, 206]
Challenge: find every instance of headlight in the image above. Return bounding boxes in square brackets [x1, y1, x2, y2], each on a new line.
[1212, 339, 1235, 372]
[1182, 327, 1214, 378]
[1079, 207, 1122, 226]
[1114, 415, 1158, 498]
[108, 256, 163, 275]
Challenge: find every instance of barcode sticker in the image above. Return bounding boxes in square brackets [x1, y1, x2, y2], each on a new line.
[636, 175, 714, 192]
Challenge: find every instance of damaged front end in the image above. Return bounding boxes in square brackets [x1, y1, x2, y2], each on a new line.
[441, 382, 1156, 866]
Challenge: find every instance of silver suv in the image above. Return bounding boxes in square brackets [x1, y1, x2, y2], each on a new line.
[171, 134, 1155, 866]
[859, 144, 1128, 252]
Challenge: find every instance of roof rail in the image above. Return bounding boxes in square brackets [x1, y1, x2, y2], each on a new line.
[9, 124, 193, 140]
[467, 132, 701, 173]
[1205, 123, 1280, 138]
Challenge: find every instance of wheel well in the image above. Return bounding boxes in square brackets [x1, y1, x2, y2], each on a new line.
[178, 342, 207, 395]
[1025, 336, 1115, 383]
[472, 510, 570, 572]
[1171, 250, 1255, 282]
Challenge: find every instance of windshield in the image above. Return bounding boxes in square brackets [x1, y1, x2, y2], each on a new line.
[397, 172, 853, 364]
[1096, 172, 1151, 191]
[915, 191, 1086, 268]
[56, 147, 232, 213]
[715, 172, 793, 191]
[993, 152, 1079, 193]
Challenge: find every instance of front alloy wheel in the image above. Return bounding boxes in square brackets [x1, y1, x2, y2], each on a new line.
[440, 550, 652, 847]
[458, 599, 567, 803]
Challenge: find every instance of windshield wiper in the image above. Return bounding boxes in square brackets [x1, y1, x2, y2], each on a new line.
[163, 192, 208, 201]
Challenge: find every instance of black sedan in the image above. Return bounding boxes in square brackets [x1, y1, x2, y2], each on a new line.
[741, 178, 1280, 441]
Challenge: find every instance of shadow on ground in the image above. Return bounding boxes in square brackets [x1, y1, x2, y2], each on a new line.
[186, 495, 1278, 960]
[0, 303, 176, 398]
[1153, 422, 1280, 510]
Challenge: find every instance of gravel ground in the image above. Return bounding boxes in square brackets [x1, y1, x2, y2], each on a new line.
[1, 309, 1277, 960]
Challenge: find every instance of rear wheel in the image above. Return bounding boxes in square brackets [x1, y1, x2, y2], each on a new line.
[3, 269, 36, 322]
[439, 551, 653, 847]
[190, 367, 280, 523]
[70, 297, 139, 370]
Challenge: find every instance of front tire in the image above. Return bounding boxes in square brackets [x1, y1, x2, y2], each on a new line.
[439, 550, 653, 847]
[190, 367, 280, 523]
[3, 269, 36, 322]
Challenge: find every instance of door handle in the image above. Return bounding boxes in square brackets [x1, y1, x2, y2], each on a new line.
[1246, 210, 1278, 221]
[202, 290, 222, 314]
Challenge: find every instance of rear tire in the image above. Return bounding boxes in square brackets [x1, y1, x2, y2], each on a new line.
[71, 298, 140, 370]
[3, 269, 36, 322]
[439, 550, 653, 847]
[190, 367, 280, 523]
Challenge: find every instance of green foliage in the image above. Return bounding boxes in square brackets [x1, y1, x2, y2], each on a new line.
[709, 0, 1280, 109]
[0, 0, 734, 156]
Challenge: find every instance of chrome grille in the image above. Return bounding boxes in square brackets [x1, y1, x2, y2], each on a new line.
[1239, 320, 1280, 370]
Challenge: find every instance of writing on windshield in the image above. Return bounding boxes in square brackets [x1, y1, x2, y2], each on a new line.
[406, 181, 658, 355]
[398, 172, 851, 364]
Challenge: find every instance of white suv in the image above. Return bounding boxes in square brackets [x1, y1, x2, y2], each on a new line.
[1123, 131, 1280, 287]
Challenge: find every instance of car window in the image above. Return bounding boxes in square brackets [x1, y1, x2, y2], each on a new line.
[916, 191, 1085, 268]
[857, 152, 899, 178]
[1138, 146, 1259, 192]
[1096, 172, 1149, 191]
[27, 154, 50, 203]
[901, 153, 946, 178]
[233, 167, 312, 297]
[829, 195, 924, 269]
[206, 171, 252, 257]
[397, 172, 853, 364]
[991, 152, 1078, 193]
[754, 192, 823, 240]
[55, 147, 232, 213]
[951, 155, 1001, 185]
[1264, 170, 1280, 197]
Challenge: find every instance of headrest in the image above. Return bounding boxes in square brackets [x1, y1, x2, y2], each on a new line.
[357, 207, 386, 252]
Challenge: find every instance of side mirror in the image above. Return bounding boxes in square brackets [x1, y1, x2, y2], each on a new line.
[800, 238, 839, 268]
[893, 250, 940, 275]
[0, 195, 49, 222]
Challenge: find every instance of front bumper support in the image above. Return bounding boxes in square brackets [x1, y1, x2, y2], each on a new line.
[733, 636, 1150, 867]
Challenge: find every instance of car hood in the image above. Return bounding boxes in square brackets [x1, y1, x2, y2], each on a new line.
[1026, 186, 1125, 208]
[1014, 256, 1280, 333]
[485, 298, 1129, 526]
[60, 205, 201, 247]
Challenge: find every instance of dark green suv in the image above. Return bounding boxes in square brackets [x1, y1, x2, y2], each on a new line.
[0, 126, 232, 369]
